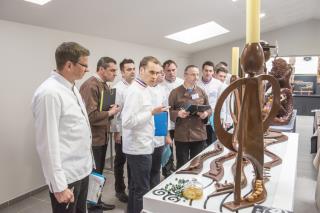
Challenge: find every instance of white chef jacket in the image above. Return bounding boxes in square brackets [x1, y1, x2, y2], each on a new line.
[110, 79, 130, 135]
[198, 77, 231, 125]
[122, 79, 155, 155]
[159, 77, 183, 130]
[149, 84, 169, 147]
[32, 71, 93, 193]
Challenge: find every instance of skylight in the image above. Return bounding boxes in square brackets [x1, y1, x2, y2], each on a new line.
[24, 0, 51, 5]
[165, 21, 229, 44]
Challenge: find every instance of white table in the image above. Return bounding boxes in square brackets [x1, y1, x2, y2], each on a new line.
[269, 110, 297, 132]
[143, 133, 299, 213]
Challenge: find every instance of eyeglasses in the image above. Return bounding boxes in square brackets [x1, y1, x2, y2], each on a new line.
[76, 62, 88, 69]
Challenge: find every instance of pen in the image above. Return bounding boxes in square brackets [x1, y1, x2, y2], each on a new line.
[65, 186, 74, 210]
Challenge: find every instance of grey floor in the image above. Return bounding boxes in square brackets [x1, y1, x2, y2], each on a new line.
[0, 116, 318, 213]
[293, 116, 318, 213]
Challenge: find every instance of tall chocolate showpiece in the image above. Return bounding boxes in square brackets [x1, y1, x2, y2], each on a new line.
[213, 0, 281, 211]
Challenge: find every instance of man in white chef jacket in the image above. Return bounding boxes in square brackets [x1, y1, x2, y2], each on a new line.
[32, 42, 93, 213]
[159, 59, 183, 177]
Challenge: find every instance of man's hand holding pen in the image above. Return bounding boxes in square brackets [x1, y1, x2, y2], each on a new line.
[54, 186, 74, 207]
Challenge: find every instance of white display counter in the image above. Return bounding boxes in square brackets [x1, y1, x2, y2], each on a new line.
[143, 133, 298, 213]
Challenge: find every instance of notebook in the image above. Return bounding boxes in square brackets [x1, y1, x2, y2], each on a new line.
[154, 111, 168, 136]
[252, 205, 293, 213]
[87, 172, 106, 205]
[185, 104, 211, 116]
[99, 88, 116, 111]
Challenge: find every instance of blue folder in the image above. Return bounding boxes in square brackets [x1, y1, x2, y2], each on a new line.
[154, 111, 168, 136]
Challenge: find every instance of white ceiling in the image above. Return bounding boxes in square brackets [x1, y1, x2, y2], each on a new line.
[0, 0, 319, 54]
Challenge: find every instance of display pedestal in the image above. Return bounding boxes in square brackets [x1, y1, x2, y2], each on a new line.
[143, 133, 298, 213]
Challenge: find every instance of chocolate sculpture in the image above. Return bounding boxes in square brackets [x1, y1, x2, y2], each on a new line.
[264, 131, 288, 169]
[203, 157, 248, 209]
[214, 42, 281, 211]
[202, 152, 237, 182]
[267, 58, 293, 125]
[176, 143, 224, 175]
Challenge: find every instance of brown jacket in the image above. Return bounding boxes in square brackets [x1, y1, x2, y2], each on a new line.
[169, 85, 212, 142]
[80, 76, 110, 146]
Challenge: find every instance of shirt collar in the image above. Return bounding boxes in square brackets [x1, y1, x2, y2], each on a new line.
[122, 78, 130, 85]
[135, 78, 147, 88]
[51, 70, 74, 90]
[165, 78, 176, 84]
[94, 73, 105, 83]
[201, 77, 212, 84]
[182, 83, 195, 91]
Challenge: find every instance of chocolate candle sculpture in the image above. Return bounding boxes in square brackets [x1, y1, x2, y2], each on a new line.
[213, 42, 281, 211]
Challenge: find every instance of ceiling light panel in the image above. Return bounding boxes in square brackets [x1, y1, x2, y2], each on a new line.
[165, 21, 229, 44]
[24, 0, 51, 6]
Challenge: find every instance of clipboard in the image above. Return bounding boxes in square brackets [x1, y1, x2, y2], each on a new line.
[154, 111, 168, 136]
[99, 88, 116, 111]
[185, 104, 211, 115]
[252, 205, 292, 213]
[87, 172, 106, 204]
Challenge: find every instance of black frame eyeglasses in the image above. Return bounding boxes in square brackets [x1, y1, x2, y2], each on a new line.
[76, 62, 88, 69]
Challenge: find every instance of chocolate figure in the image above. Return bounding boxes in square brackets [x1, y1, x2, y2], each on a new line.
[268, 58, 293, 125]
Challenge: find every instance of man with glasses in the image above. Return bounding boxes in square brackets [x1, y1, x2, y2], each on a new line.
[32, 42, 93, 213]
[80, 57, 120, 211]
[169, 65, 212, 169]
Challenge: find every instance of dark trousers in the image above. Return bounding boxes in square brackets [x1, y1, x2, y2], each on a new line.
[126, 154, 152, 213]
[92, 144, 107, 174]
[206, 125, 217, 147]
[162, 130, 175, 176]
[150, 145, 164, 189]
[114, 138, 127, 193]
[49, 176, 89, 213]
[91, 145, 107, 205]
[175, 140, 206, 169]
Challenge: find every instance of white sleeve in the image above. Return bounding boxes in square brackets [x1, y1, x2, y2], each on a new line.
[122, 90, 152, 129]
[161, 87, 171, 131]
[110, 86, 123, 133]
[225, 94, 234, 124]
[218, 84, 228, 121]
[218, 83, 233, 125]
[33, 92, 67, 193]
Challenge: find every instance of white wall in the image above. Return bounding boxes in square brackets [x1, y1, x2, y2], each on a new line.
[0, 19, 190, 204]
[191, 19, 320, 69]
